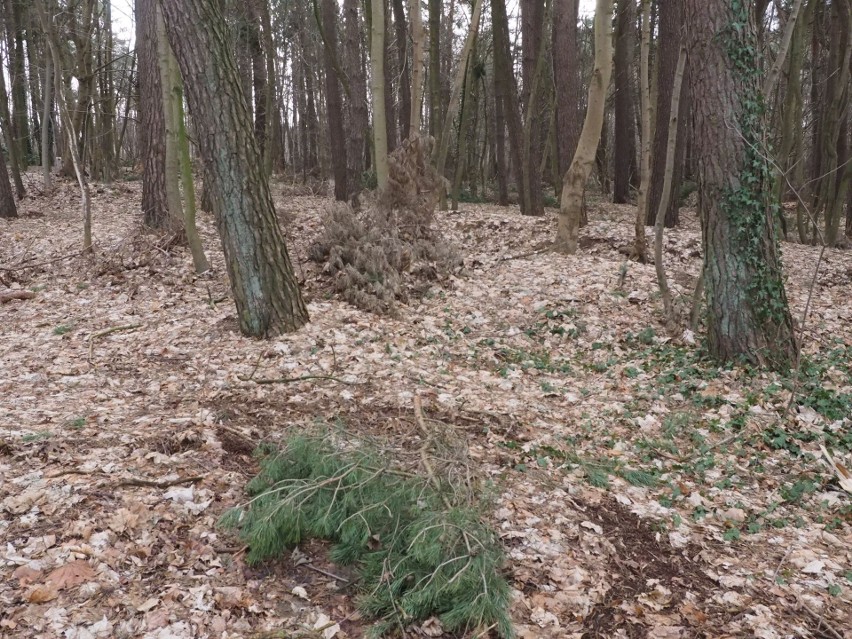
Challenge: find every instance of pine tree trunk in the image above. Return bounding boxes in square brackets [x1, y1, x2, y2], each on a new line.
[159, 0, 309, 336]
[136, 0, 169, 228]
[685, 0, 797, 369]
[320, 0, 349, 200]
[343, 0, 367, 193]
[613, 0, 637, 204]
[556, 0, 614, 254]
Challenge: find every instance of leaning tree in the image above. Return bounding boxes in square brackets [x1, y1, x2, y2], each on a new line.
[158, 0, 309, 337]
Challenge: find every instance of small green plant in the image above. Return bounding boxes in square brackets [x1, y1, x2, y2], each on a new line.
[66, 417, 86, 430]
[53, 325, 72, 336]
[22, 431, 52, 442]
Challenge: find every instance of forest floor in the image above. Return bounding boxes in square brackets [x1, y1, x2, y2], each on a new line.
[1, 172, 851, 639]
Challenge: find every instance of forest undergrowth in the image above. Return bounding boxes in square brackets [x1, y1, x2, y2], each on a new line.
[1, 174, 851, 638]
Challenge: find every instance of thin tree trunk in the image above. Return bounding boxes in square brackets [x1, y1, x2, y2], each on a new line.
[520, 0, 546, 217]
[556, 0, 615, 254]
[42, 55, 53, 191]
[155, 3, 186, 239]
[370, 0, 389, 190]
[647, 0, 687, 227]
[343, 0, 367, 195]
[319, 0, 348, 200]
[42, 8, 92, 254]
[428, 0, 441, 139]
[0, 43, 24, 198]
[392, 0, 411, 139]
[434, 0, 484, 205]
[408, 0, 425, 137]
[170, 54, 209, 274]
[654, 46, 687, 329]
[633, 0, 652, 262]
[613, 0, 637, 203]
[492, 0, 530, 214]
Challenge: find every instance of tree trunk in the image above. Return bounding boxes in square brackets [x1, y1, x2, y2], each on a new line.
[685, 0, 797, 369]
[42, 55, 53, 191]
[494, 89, 509, 205]
[428, 0, 441, 140]
[159, 0, 309, 336]
[434, 0, 484, 206]
[5, 0, 30, 164]
[0, 40, 24, 198]
[343, 0, 367, 195]
[520, 0, 545, 217]
[155, 3, 186, 239]
[408, 0, 425, 137]
[370, 0, 389, 190]
[646, 0, 688, 227]
[492, 0, 531, 215]
[0, 134, 16, 217]
[633, 0, 652, 262]
[136, 0, 170, 228]
[320, 0, 348, 200]
[392, 0, 412, 139]
[653, 46, 687, 328]
[553, 0, 583, 197]
[613, 0, 637, 203]
[170, 54, 209, 274]
[556, 0, 614, 254]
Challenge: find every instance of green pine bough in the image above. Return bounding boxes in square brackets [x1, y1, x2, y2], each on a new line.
[220, 433, 514, 638]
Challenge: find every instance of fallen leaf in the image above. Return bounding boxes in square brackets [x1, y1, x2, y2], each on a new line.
[26, 584, 58, 603]
[12, 564, 42, 587]
[45, 560, 97, 590]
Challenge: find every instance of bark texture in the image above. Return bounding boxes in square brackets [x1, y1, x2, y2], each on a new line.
[553, 0, 583, 188]
[159, 0, 309, 336]
[685, 0, 797, 369]
[647, 0, 688, 227]
[613, 0, 637, 203]
[320, 0, 349, 200]
[136, 0, 169, 228]
[557, 0, 614, 253]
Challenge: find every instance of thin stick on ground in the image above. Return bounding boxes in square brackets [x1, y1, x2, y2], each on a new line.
[88, 324, 143, 363]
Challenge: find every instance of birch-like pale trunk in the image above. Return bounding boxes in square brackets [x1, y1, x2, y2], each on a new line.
[556, 0, 614, 254]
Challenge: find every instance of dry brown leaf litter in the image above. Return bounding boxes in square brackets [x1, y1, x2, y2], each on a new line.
[0, 174, 850, 639]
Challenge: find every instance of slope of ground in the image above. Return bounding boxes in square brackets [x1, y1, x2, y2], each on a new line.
[1, 175, 850, 638]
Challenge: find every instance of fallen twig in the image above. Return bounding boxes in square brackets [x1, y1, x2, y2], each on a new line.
[88, 323, 143, 363]
[414, 395, 452, 509]
[0, 290, 35, 303]
[239, 374, 360, 385]
[0, 248, 91, 272]
[115, 475, 204, 489]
